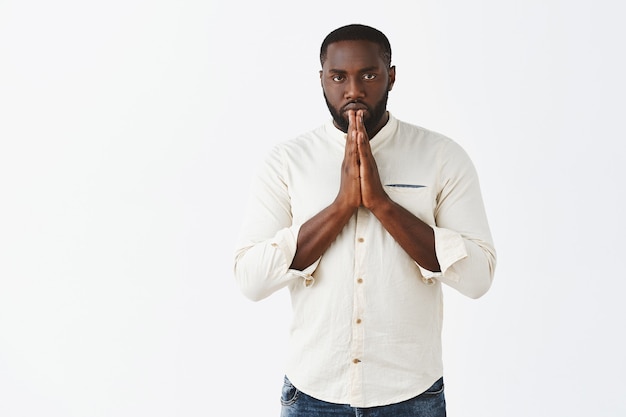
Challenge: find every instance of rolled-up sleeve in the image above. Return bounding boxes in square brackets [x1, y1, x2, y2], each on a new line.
[418, 140, 497, 299]
[234, 146, 319, 301]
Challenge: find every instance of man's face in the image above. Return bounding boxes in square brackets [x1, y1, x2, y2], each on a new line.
[320, 40, 395, 137]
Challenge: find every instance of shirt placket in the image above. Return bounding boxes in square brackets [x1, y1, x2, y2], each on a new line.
[349, 208, 369, 405]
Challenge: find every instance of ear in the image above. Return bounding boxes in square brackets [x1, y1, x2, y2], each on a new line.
[387, 65, 396, 91]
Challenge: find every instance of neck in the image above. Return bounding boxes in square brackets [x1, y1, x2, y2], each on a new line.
[367, 111, 389, 139]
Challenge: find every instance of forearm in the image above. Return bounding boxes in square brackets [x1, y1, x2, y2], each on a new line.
[370, 198, 441, 272]
[290, 200, 355, 270]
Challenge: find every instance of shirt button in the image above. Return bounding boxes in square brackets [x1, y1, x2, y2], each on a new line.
[357, 278, 363, 284]
[352, 358, 361, 364]
[357, 237, 364, 243]
[421, 277, 435, 286]
[356, 318, 362, 324]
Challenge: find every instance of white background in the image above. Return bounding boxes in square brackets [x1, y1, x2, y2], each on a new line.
[1, 0, 624, 416]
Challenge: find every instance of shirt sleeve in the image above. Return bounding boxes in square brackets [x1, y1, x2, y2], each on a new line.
[418, 139, 497, 299]
[233, 145, 320, 301]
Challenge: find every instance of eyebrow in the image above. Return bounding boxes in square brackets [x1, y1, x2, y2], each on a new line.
[327, 66, 380, 74]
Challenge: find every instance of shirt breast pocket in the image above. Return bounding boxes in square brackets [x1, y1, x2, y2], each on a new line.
[384, 184, 436, 225]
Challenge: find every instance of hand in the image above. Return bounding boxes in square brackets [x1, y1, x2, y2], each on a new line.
[335, 110, 362, 211]
[351, 110, 389, 211]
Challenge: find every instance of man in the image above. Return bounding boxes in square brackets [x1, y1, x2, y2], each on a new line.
[234, 24, 496, 416]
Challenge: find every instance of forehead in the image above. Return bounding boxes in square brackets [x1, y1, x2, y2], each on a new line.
[323, 40, 385, 71]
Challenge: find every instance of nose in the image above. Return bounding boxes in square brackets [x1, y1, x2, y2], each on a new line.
[345, 77, 365, 100]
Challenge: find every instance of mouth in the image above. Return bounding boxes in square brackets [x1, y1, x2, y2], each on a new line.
[342, 102, 369, 113]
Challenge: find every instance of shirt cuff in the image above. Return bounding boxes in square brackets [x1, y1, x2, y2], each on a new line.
[271, 224, 320, 288]
[418, 226, 468, 283]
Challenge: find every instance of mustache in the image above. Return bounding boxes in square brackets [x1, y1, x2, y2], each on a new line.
[340, 101, 370, 113]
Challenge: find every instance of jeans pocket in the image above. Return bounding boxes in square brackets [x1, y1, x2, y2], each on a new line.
[280, 376, 300, 406]
[422, 377, 445, 396]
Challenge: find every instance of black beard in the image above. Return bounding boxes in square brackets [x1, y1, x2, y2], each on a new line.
[323, 91, 389, 136]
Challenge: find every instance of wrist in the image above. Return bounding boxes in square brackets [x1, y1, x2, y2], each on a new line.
[366, 194, 393, 217]
[332, 196, 359, 218]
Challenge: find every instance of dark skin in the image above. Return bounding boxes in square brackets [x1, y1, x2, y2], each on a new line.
[290, 40, 441, 273]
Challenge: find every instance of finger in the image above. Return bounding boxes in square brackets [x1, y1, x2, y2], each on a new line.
[344, 113, 359, 164]
[356, 126, 372, 159]
[356, 110, 369, 140]
[355, 132, 369, 170]
[348, 110, 357, 139]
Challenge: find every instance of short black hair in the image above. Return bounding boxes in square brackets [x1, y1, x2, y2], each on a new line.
[320, 24, 392, 67]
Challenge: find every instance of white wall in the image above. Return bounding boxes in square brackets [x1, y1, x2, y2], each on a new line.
[1, 1, 624, 416]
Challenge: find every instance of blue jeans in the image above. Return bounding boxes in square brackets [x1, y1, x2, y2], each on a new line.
[280, 376, 446, 417]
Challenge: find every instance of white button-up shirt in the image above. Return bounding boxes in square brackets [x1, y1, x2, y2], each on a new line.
[234, 114, 496, 407]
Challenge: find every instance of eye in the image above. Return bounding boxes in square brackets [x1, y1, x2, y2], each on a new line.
[331, 74, 345, 82]
[363, 73, 377, 80]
